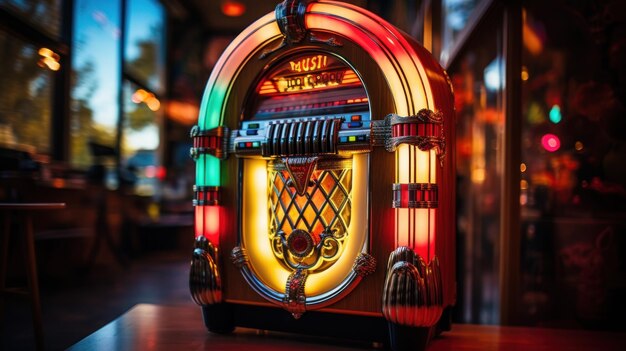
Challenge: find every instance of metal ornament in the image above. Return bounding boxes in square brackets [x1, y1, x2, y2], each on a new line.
[190, 236, 222, 305]
[382, 246, 443, 327]
[189, 125, 229, 160]
[371, 109, 446, 165]
[353, 253, 376, 277]
[260, 0, 343, 59]
[284, 156, 319, 196]
[230, 246, 249, 269]
[284, 268, 309, 319]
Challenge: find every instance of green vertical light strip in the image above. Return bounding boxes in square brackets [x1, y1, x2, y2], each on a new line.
[196, 82, 228, 187]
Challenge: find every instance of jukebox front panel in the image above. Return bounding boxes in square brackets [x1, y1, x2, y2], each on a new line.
[189, 1, 455, 349]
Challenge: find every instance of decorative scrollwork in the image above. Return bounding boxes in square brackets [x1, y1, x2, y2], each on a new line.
[353, 253, 376, 277]
[371, 109, 447, 166]
[260, 0, 344, 59]
[309, 33, 343, 47]
[274, 227, 344, 270]
[284, 268, 309, 319]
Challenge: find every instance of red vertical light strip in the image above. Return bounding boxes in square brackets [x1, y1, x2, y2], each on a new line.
[409, 145, 413, 250]
[205, 206, 220, 244]
[195, 205, 220, 245]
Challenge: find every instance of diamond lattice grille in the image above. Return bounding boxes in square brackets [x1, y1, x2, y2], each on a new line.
[267, 159, 352, 271]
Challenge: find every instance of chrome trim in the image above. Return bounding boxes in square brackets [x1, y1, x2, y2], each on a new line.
[189, 125, 229, 160]
[382, 247, 443, 327]
[262, 118, 342, 157]
[372, 110, 447, 165]
[230, 246, 249, 269]
[189, 236, 222, 306]
[193, 185, 221, 206]
[233, 234, 372, 313]
[391, 183, 439, 209]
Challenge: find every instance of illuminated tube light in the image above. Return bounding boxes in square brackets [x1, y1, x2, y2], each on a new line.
[195, 205, 220, 243]
[196, 13, 280, 191]
[396, 145, 437, 260]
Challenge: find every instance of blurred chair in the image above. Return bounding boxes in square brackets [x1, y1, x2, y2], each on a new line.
[0, 202, 65, 351]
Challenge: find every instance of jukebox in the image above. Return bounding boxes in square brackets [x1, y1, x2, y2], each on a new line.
[189, 1, 455, 350]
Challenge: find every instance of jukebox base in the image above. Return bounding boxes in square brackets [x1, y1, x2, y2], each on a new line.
[201, 303, 452, 351]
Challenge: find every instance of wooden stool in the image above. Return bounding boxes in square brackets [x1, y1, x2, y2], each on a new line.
[0, 203, 66, 351]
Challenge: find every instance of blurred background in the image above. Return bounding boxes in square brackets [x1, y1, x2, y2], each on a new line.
[1, 0, 625, 349]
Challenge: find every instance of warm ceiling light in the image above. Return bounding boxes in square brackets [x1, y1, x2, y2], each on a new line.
[221, 1, 245, 17]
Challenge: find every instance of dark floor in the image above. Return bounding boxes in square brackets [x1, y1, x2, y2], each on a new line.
[1, 245, 192, 351]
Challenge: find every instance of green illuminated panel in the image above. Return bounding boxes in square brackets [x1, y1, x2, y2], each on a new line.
[196, 155, 221, 187]
[197, 79, 226, 187]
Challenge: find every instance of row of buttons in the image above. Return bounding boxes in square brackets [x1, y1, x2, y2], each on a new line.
[237, 141, 261, 149]
[339, 135, 367, 143]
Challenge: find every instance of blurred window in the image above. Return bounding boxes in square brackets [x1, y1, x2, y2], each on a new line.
[121, 80, 161, 196]
[441, 0, 488, 64]
[0, 31, 54, 154]
[518, 3, 626, 328]
[0, 0, 63, 38]
[124, 0, 165, 94]
[70, 0, 121, 168]
[448, 10, 504, 325]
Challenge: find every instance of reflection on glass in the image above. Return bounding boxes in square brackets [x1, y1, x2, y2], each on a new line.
[124, 0, 165, 94]
[441, 0, 484, 63]
[122, 80, 161, 196]
[520, 3, 626, 329]
[70, 0, 121, 168]
[0, 31, 53, 153]
[448, 14, 504, 325]
[0, 0, 62, 38]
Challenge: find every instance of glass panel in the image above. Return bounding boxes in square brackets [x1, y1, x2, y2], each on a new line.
[0, 0, 63, 38]
[121, 79, 161, 196]
[441, 0, 488, 63]
[0, 30, 54, 154]
[448, 12, 504, 324]
[247, 51, 368, 121]
[70, 0, 121, 168]
[124, 0, 165, 94]
[520, 3, 626, 329]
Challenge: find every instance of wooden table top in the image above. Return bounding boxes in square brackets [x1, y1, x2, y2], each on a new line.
[0, 202, 66, 210]
[68, 304, 626, 351]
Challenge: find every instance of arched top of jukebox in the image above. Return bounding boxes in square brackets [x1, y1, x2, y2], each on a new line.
[197, 0, 452, 131]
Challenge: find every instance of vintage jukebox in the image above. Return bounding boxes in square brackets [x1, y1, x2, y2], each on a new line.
[189, 1, 455, 350]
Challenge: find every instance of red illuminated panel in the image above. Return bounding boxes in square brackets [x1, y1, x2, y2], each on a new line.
[195, 206, 220, 244]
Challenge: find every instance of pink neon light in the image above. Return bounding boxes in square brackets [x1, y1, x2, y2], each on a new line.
[541, 133, 561, 152]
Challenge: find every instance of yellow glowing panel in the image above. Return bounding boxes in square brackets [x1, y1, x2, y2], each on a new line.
[242, 155, 369, 297]
[396, 146, 437, 184]
[242, 159, 289, 287]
